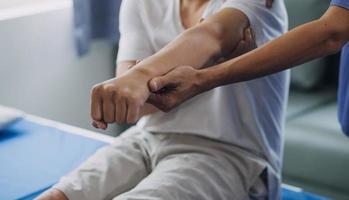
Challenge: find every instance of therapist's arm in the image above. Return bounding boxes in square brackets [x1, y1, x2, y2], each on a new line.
[148, 6, 349, 111]
[91, 8, 253, 127]
[206, 6, 349, 84]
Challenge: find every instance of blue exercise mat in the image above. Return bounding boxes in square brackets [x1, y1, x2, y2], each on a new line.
[0, 119, 107, 200]
[0, 118, 328, 200]
[281, 188, 328, 200]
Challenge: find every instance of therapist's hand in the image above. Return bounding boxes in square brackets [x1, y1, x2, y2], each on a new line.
[148, 28, 256, 112]
[147, 66, 204, 112]
[91, 69, 151, 129]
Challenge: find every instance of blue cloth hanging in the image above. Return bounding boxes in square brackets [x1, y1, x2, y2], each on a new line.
[73, 0, 122, 56]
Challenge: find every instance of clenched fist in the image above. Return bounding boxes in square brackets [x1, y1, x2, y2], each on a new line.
[90, 69, 151, 129]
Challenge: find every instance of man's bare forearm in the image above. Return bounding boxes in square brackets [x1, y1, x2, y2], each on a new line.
[129, 8, 250, 79]
[116, 61, 159, 116]
[91, 8, 251, 126]
[116, 7, 250, 117]
[111, 8, 250, 120]
[200, 6, 349, 90]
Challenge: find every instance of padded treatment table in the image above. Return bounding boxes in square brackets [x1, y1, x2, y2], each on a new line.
[0, 115, 328, 200]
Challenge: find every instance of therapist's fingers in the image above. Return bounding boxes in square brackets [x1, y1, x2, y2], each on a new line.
[236, 28, 256, 55]
[147, 94, 166, 111]
[149, 76, 170, 92]
[244, 28, 257, 48]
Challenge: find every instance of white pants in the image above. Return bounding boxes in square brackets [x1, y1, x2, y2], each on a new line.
[53, 126, 269, 200]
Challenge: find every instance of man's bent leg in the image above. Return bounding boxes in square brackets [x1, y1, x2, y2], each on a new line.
[114, 145, 267, 200]
[37, 127, 151, 200]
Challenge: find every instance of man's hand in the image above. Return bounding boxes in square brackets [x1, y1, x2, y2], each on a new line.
[148, 28, 256, 112]
[91, 69, 151, 129]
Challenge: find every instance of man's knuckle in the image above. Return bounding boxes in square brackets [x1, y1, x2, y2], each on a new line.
[92, 84, 102, 94]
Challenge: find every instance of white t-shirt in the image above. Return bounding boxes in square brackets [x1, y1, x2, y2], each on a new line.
[118, 0, 289, 179]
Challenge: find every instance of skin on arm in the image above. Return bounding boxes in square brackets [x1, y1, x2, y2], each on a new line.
[148, 27, 256, 111]
[148, 6, 349, 111]
[207, 6, 349, 87]
[117, 61, 158, 117]
[116, 61, 135, 76]
[134, 8, 250, 75]
[202, 6, 349, 86]
[91, 8, 252, 127]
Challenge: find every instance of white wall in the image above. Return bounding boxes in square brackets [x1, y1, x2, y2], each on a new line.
[0, 3, 121, 135]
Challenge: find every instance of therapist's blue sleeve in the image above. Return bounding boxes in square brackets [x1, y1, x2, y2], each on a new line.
[330, 0, 349, 136]
[338, 43, 349, 136]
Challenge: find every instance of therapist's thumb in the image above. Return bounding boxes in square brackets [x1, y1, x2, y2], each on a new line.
[149, 76, 167, 92]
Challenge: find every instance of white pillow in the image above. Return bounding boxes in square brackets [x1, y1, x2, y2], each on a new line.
[0, 105, 24, 130]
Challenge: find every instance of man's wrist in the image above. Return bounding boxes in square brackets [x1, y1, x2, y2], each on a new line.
[130, 66, 156, 80]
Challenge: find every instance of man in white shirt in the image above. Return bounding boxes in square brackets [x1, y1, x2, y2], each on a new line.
[37, 0, 288, 200]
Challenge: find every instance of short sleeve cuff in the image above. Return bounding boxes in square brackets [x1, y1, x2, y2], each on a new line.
[331, 0, 349, 10]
